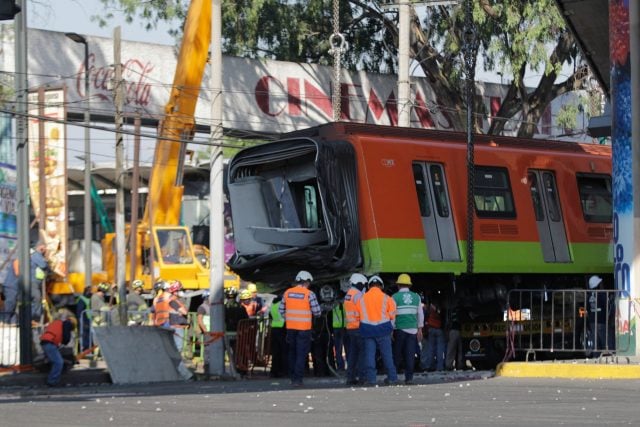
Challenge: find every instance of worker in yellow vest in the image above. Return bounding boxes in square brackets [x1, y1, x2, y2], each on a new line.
[269, 294, 288, 377]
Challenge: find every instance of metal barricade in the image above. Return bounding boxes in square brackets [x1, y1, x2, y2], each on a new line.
[255, 317, 271, 368]
[0, 313, 19, 366]
[505, 289, 631, 361]
[234, 318, 259, 373]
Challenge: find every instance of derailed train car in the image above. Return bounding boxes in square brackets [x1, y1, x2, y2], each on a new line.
[227, 122, 613, 367]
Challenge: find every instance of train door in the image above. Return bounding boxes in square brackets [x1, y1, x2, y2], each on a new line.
[412, 162, 460, 261]
[527, 169, 571, 262]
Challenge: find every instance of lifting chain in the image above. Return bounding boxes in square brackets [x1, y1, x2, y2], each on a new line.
[328, 0, 348, 122]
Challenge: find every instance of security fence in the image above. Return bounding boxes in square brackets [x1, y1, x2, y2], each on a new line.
[77, 309, 272, 375]
[0, 314, 19, 366]
[504, 289, 632, 362]
[1, 301, 275, 375]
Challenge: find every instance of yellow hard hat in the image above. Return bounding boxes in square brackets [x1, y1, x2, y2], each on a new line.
[396, 273, 412, 286]
[97, 282, 111, 292]
[247, 283, 257, 292]
[239, 290, 252, 300]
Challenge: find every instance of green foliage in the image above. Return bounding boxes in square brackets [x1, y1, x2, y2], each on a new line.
[94, 0, 587, 137]
[555, 95, 589, 133]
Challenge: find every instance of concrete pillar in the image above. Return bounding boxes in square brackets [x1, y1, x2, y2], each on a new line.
[613, 0, 638, 356]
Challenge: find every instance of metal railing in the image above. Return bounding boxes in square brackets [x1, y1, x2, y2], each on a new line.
[504, 289, 631, 361]
[2, 307, 275, 372]
[0, 313, 19, 366]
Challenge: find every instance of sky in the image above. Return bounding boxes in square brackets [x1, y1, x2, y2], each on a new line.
[29, 0, 176, 46]
[27, 1, 183, 168]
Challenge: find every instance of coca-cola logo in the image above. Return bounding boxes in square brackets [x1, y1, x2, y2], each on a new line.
[74, 54, 154, 107]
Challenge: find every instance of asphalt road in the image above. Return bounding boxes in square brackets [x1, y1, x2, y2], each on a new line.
[1, 374, 638, 426]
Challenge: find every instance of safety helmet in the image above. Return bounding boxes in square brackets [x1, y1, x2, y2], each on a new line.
[396, 273, 412, 286]
[202, 290, 210, 300]
[588, 275, 602, 289]
[153, 280, 166, 292]
[225, 287, 238, 298]
[349, 273, 367, 286]
[239, 289, 252, 300]
[167, 280, 183, 293]
[131, 279, 144, 290]
[97, 282, 111, 292]
[247, 283, 257, 293]
[295, 270, 313, 283]
[368, 275, 384, 287]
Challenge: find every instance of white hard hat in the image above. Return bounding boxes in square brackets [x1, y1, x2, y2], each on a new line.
[295, 270, 313, 283]
[588, 275, 602, 289]
[368, 275, 384, 287]
[349, 273, 367, 286]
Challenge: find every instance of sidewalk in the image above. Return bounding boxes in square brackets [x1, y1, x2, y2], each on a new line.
[3, 356, 640, 389]
[496, 355, 640, 379]
[0, 358, 112, 388]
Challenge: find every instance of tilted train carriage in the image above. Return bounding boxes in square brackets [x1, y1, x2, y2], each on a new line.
[227, 122, 613, 367]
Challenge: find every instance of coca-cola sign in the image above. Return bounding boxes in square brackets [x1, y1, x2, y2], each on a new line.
[73, 54, 154, 107]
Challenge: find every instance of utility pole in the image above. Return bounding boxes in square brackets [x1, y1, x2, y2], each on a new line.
[398, 1, 411, 127]
[37, 89, 45, 229]
[208, 0, 225, 376]
[113, 27, 127, 321]
[15, 0, 32, 365]
[129, 114, 141, 282]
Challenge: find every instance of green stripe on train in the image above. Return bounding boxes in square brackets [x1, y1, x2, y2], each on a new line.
[361, 238, 612, 275]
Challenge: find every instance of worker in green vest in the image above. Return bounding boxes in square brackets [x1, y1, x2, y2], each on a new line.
[331, 296, 347, 371]
[269, 294, 288, 378]
[391, 273, 423, 385]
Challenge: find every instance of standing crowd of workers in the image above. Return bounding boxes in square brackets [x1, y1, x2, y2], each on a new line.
[273, 270, 467, 387]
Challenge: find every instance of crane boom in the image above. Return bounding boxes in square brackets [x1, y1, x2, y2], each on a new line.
[143, 0, 211, 227]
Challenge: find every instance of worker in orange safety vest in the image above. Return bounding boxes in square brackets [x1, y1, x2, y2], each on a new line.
[344, 273, 367, 385]
[278, 270, 321, 387]
[358, 275, 397, 386]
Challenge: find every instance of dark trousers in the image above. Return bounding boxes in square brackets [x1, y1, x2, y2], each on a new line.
[393, 330, 418, 381]
[363, 334, 397, 384]
[41, 341, 63, 386]
[270, 327, 288, 377]
[286, 329, 311, 384]
[346, 328, 364, 382]
[333, 328, 346, 370]
[1, 288, 18, 323]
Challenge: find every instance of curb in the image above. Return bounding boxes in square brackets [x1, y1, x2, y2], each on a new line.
[496, 361, 640, 379]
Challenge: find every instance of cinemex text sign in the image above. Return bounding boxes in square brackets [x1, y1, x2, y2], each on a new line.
[0, 26, 583, 138]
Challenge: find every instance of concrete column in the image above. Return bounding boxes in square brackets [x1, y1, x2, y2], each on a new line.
[613, 0, 637, 356]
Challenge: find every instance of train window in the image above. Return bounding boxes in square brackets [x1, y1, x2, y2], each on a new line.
[577, 174, 612, 223]
[473, 166, 516, 218]
[303, 185, 320, 228]
[528, 172, 545, 221]
[412, 163, 432, 217]
[541, 172, 562, 222]
[289, 180, 323, 229]
[430, 165, 450, 217]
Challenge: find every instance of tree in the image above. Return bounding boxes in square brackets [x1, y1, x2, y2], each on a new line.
[95, 0, 591, 137]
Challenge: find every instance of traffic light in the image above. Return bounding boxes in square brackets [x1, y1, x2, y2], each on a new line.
[0, 0, 20, 21]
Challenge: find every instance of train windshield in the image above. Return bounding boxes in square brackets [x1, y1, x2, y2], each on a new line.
[577, 174, 612, 223]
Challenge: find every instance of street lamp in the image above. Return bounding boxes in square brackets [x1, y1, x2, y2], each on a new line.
[65, 32, 92, 291]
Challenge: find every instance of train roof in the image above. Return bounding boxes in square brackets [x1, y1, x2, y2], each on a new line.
[281, 122, 611, 158]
